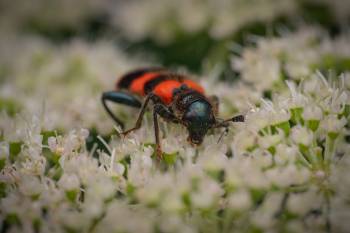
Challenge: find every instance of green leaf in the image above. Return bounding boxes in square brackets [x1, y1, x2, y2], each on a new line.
[182, 192, 191, 208]
[247, 225, 264, 233]
[51, 166, 63, 181]
[274, 121, 291, 135]
[41, 131, 57, 145]
[290, 107, 304, 125]
[0, 98, 22, 117]
[0, 158, 6, 170]
[9, 142, 22, 162]
[277, 210, 299, 223]
[306, 120, 320, 132]
[315, 54, 350, 75]
[85, 128, 112, 157]
[298, 144, 309, 157]
[342, 104, 350, 118]
[163, 152, 178, 165]
[65, 190, 78, 202]
[268, 146, 276, 155]
[31, 194, 40, 201]
[33, 218, 41, 233]
[250, 189, 266, 206]
[206, 169, 225, 182]
[0, 182, 6, 198]
[126, 183, 135, 196]
[328, 132, 339, 141]
[5, 213, 21, 226]
[259, 126, 270, 135]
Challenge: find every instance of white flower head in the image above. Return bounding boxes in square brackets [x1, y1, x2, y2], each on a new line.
[58, 173, 80, 191]
[303, 105, 323, 120]
[18, 176, 43, 197]
[227, 189, 252, 211]
[274, 144, 298, 165]
[0, 142, 9, 159]
[191, 178, 223, 209]
[321, 114, 347, 133]
[258, 130, 283, 150]
[291, 125, 314, 146]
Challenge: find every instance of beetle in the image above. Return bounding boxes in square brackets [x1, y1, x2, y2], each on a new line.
[102, 67, 244, 159]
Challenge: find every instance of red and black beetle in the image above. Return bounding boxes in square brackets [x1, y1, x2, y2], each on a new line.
[102, 68, 244, 159]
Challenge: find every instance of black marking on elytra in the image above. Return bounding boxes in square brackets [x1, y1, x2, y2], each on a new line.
[144, 74, 169, 94]
[117, 67, 164, 89]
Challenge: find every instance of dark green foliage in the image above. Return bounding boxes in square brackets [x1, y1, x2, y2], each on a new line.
[85, 128, 112, 157]
[0, 98, 22, 117]
[299, 0, 341, 36]
[9, 142, 22, 162]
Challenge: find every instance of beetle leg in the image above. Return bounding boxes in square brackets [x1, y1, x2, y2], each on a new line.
[153, 109, 163, 160]
[102, 91, 142, 129]
[154, 104, 179, 123]
[121, 93, 153, 136]
[153, 103, 180, 161]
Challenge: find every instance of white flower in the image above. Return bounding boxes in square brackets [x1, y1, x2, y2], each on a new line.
[136, 174, 171, 204]
[251, 193, 282, 229]
[0, 142, 9, 159]
[274, 144, 298, 165]
[197, 140, 227, 171]
[111, 162, 125, 177]
[0, 37, 141, 133]
[59, 209, 89, 231]
[128, 146, 154, 186]
[87, 177, 116, 200]
[18, 176, 43, 197]
[303, 105, 323, 120]
[48, 136, 58, 153]
[287, 189, 322, 215]
[158, 216, 195, 233]
[321, 114, 347, 133]
[232, 130, 257, 156]
[265, 165, 310, 187]
[112, 0, 297, 42]
[161, 192, 184, 213]
[191, 179, 223, 209]
[291, 125, 313, 146]
[19, 154, 46, 176]
[233, 49, 281, 91]
[82, 197, 104, 219]
[227, 189, 252, 211]
[258, 131, 283, 150]
[58, 173, 80, 191]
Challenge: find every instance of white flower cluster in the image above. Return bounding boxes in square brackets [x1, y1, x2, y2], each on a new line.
[0, 0, 110, 34]
[2, 0, 350, 44]
[0, 36, 148, 134]
[204, 28, 350, 115]
[112, 0, 297, 43]
[232, 27, 350, 92]
[1, 71, 349, 232]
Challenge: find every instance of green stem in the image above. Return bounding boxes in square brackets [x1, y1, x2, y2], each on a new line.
[324, 134, 337, 171]
[324, 190, 332, 233]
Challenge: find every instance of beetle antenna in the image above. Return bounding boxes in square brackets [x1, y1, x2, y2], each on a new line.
[230, 114, 245, 122]
[214, 114, 245, 128]
[217, 127, 229, 143]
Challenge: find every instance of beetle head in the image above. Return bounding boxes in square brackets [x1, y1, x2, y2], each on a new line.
[182, 100, 215, 145]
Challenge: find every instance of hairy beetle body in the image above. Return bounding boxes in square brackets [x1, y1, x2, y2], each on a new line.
[102, 68, 244, 159]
